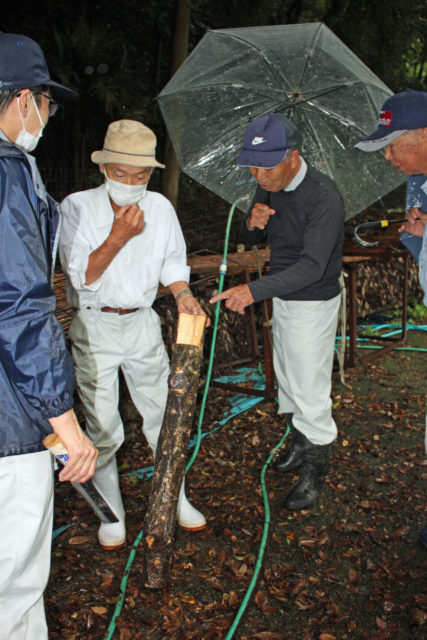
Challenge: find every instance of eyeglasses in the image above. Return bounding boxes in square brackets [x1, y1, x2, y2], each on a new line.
[17, 90, 59, 117]
[35, 92, 59, 117]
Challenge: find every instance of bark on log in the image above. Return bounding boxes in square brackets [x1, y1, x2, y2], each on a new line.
[142, 312, 206, 589]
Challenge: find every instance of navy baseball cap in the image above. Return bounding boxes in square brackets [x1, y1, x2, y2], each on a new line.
[0, 33, 77, 95]
[355, 89, 427, 152]
[237, 113, 299, 168]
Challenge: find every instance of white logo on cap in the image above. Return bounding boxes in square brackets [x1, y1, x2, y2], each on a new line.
[252, 136, 266, 145]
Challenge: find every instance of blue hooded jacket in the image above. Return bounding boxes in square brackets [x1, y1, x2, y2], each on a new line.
[0, 137, 74, 457]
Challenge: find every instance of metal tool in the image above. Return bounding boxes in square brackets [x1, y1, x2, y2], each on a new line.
[44, 433, 119, 524]
[352, 219, 406, 248]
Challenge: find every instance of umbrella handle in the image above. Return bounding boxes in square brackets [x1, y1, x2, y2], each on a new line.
[352, 219, 406, 248]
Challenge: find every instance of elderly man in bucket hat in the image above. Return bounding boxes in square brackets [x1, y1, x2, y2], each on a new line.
[211, 113, 345, 511]
[356, 89, 427, 547]
[59, 119, 207, 549]
[0, 33, 98, 639]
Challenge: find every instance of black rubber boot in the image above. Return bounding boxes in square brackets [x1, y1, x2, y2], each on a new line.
[274, 416, 308, 474]
[282, 442, 330, 510]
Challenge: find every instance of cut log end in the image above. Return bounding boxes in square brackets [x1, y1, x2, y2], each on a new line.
[176, 313, 206, 347]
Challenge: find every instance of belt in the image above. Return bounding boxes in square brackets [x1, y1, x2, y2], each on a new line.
[99, 306, 140, 315]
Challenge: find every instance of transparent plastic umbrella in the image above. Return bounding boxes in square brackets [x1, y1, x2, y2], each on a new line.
[158, 22, 405, 220]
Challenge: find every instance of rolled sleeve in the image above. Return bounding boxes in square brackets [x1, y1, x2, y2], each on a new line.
[161, 263, 190, 287]
[159, 205, 190, 287]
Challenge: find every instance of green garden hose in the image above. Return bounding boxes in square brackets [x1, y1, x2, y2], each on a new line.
[105, 196, 272, 639]
[104, 193, 425, 639]
[186, 196, 249, 472]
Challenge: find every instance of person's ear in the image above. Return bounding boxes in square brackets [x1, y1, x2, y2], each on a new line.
[17, 90, 32, 117]
[290, 149, 300, 168]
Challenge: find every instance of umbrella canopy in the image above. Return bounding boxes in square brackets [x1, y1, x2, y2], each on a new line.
[158, 23, 405, 220]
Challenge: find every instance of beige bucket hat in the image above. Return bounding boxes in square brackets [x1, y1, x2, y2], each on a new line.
[91, 119, 165, 168]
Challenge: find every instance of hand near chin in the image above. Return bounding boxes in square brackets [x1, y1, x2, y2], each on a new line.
[111, 204, 145, 244]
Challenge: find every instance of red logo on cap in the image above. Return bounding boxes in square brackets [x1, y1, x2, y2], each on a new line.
[378, 110, 392, 127]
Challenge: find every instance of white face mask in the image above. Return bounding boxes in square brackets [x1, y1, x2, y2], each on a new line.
[104, 171, 148, 206]
[15, 94, 45, 153]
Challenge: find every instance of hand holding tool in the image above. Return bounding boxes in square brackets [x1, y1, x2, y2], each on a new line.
[43, 433, 119, 524]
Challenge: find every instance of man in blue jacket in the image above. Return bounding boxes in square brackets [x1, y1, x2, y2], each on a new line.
[0, 34, 98, 639]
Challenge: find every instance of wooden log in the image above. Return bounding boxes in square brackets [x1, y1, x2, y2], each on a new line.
[142, 312, 206, 589]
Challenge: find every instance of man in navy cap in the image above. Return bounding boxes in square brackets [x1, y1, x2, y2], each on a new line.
[356, 89, 427, 547]
[0, 33, 98, 638]
[211, 113, 345, 511]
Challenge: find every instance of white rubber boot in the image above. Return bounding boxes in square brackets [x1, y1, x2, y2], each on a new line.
[143, 419, 206, 531]
[177, 478, 206, 531]
[92, 457, 126, 550]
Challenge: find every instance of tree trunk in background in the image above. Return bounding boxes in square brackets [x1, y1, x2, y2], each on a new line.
[161, 0, 191, 209]
[142, 312, 206, 589]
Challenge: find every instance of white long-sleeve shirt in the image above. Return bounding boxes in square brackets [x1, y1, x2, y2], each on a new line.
[59, 184, 190, 309]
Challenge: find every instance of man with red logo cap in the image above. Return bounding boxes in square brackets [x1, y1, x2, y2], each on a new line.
[355, 89, 427, 270]
[210, 113, 345, 511]
[0, 33, 98, 639]
[356, 89, 427, 548]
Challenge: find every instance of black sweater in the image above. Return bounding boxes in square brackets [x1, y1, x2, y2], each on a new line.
[241, 165, 345, 302]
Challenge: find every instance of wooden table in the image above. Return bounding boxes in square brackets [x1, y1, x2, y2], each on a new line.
[186, 229, 409, 395]
[54, 228, 409, 399]
[341, 226, 408, 366]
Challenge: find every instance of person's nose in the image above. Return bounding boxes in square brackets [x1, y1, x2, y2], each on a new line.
[124, 177, 140, 186]
[384, 145, 392, 161]
[252, 168, 266, 182]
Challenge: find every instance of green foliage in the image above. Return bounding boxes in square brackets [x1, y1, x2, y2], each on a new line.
[405, 36, 427, 86]
[324, 0, 427, 91]
[408, 301, 427, 322]
[387, 299, 427, 323]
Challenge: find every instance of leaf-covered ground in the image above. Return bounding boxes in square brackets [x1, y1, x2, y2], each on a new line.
[45, 327, 427, 640]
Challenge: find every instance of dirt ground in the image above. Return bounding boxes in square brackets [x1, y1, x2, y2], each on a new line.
[45, 320, 427, 640]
